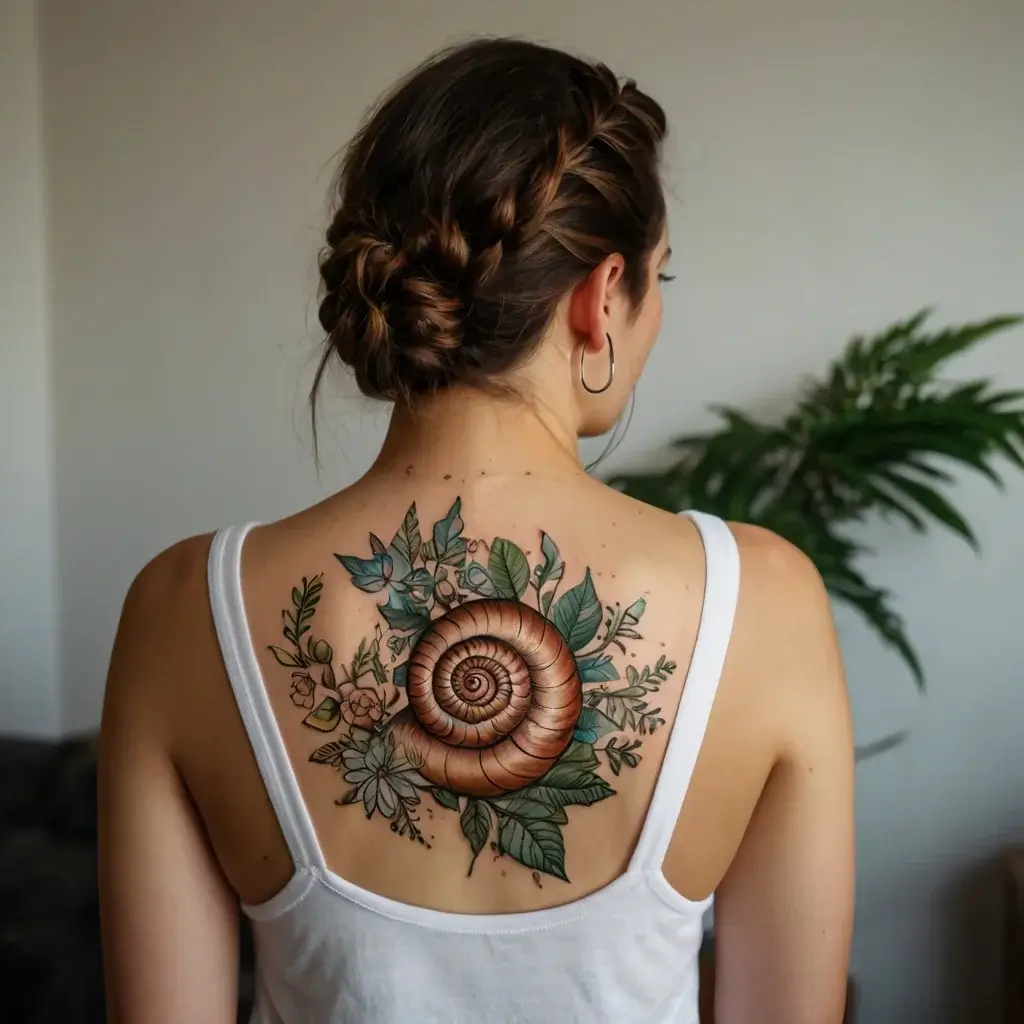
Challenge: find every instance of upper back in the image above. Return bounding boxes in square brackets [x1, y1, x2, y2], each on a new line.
[177, 472, 750, 916]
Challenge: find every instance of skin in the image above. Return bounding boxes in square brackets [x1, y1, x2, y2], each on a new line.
[99, 231, 854, 1023]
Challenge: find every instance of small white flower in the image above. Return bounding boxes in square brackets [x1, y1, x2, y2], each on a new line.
[340, 732, 424, 821]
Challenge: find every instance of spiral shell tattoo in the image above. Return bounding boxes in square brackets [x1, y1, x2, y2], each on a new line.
[391, 599, 582, 797]
[269, 497, 676, 882]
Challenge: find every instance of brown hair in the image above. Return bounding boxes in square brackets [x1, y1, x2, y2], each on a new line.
[313, 37, 667, 407]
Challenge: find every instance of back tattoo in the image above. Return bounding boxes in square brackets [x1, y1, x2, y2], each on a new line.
[269, 498, 676, 883]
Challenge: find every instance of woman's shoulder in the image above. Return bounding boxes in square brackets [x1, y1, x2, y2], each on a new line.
[726, 521, 832, 639]
[590, 484, 828, 595]
[108, 536, 216, 683]
[720, 521, 848, 761]
[124, 532, 215, 611]
[105, 532, 221, 726]
[728, 521, 824, 588]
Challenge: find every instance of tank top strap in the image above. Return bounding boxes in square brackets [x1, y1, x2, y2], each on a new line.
[628, 510, 741, 873]
[207, 524, 327, 873]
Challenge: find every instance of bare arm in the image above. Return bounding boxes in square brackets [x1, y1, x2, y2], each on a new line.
[714, 529, 855, 1024]
[98, 551, 240, 1023]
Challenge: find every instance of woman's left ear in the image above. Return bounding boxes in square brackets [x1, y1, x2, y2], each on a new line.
[569, 255, 626, 353]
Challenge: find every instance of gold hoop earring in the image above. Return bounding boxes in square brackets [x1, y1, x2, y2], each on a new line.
[580, 333, 615, 395]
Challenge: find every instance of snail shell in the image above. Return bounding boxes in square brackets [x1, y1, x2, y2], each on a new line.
[389, 598, 582, 798]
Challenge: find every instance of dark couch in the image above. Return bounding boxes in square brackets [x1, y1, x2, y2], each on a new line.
[0, 736, 254, 1023]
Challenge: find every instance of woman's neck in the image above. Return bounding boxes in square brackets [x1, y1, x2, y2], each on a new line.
[368, 387, 585, 481]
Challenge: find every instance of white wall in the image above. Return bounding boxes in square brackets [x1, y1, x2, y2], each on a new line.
[31, 0, 1024, 1018]
[0, 0, 61, 737]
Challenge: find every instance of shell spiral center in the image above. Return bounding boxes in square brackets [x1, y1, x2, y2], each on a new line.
[391, 598, 583, 798]
[425, 637, 531, 746]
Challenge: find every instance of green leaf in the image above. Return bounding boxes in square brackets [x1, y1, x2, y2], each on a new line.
[497, 814, 568, 881]
[281, 577, 323, 648]
[604, 746, 624, 776]
[595, 598, 648, 653]
[460, 799, 491, 875]
[431, 787, 460, 811]
[556, 741, 601, 772]
[528, 778, 615, 809]
[876, 470, 978, 549]
[433, 498, 467, 568]
[824, 560, 925, 689]
[575, 654, 619, 683]
[552, 569, 601, 651]
[534, 532, 565, 589]
[622, 597, 646, 625]
[269, 645, 304, 667]
[336, 552, 392, 593]
[391, 503, 422, 566]
[303, 697, 341, 732]
[529, 743, 616, 804]
[488, 538, 531, 600]
[491, 792, 568, 824]
[602, 739, 642, 776]
[309, 740, 347, 765]
[460, 561, 496, 597]
[571, 706, 620, 744]
[378, 594, 431, 634]
[825, 456, 927, 531]
[618, 685, 649, 699]
[587, 693, 632, 730]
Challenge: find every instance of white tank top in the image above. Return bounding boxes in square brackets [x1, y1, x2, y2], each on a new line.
[208, 510, 740, 1024]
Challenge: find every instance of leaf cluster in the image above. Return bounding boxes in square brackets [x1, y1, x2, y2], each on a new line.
[611, 311, 1024, 686]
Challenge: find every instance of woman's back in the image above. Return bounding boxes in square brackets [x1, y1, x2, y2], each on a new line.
[98, 38, 854, 1024]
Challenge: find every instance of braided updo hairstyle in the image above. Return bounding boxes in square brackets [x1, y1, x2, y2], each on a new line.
[313, 38, 667, 407]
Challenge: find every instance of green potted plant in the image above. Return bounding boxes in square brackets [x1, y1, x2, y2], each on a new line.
[612, 309, 1024, 693]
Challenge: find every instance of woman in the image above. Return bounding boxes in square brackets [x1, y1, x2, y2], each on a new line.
[99, 38, 854, 1024]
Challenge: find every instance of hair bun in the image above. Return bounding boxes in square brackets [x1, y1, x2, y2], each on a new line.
[318, 217, 471, 400]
